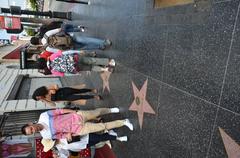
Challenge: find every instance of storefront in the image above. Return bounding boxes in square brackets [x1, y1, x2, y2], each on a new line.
[0, 15, 23, 33]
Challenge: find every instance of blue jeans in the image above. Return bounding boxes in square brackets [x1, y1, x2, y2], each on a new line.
[62, 24, 81, 32]
[72, 35, 106, 50]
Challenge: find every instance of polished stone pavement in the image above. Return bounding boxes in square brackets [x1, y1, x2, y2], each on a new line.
[50, 0, 240, 157]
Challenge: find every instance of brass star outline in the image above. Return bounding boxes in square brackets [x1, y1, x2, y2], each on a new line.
[129, 79, 156, 129]
[219, 127, 240, 158]
[100, 71, 111, 92]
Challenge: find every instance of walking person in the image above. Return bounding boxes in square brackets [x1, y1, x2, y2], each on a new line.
[30, 23, 111, 53]
[37, 50, 115, 76]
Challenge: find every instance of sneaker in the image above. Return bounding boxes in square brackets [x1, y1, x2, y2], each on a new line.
[109, 130, 118, 136]
[109, 59, 115, 67]
[124, 119, 133, 131]
[110, 107, 120, 113]
[104, 39, 112, 46]
[77, 25, 85, 32]
[88, 1, 91, 5]
[117, 136, 128, 142]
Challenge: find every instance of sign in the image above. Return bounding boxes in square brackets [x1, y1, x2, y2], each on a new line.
[0, 15, 21, 30]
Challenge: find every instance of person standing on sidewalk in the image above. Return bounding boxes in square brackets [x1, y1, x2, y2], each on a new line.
[32, 84, 102, 107]
[21, 108, 134, 139]
[37, 50, 115, 76]
[30, 23, 112, 53]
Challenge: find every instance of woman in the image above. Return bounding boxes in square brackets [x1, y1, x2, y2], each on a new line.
[37, 50, 115, 76]
[32, 84, 102, 107]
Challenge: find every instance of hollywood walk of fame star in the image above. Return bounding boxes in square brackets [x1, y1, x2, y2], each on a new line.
[129, 79, 156, 129]
[100, 71, 112, 92]
[219, 127, 240, 158]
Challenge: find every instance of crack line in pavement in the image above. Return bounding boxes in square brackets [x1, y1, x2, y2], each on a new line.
[217, 0, 240, 106]
[117, 62, 240, 117]
[206, 1, 240, 157]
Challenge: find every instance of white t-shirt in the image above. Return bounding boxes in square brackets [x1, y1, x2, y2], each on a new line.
[42, 28, 62, 53]
[38, 112, 52, 139]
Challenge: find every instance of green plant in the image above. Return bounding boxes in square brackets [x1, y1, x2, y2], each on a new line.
[29, 0, 38, 11]
[25, 28, 36, 36]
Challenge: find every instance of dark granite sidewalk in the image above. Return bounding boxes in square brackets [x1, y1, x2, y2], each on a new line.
[50, 0, 240, 157]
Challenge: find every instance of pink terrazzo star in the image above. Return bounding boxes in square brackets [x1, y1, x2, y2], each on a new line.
[129, 79, 156, 129]
[219, 127, 240, 158]
[100, 71, 112, 92]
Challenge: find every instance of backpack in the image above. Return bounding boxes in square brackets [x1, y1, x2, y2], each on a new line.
[44, 32, 73, 50]
[50, 55, 76, 73]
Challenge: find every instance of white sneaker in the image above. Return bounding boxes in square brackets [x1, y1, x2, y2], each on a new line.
[124, 119, 133, 131]
[117, 136, 128, 142]
[88, 1, 91, 5]
[109, 59, 115, 67]
[104, 39, 112, 46]
[110, 107, 120, 113]
[109, 130, 118, 136]
[77, 25, 85, 32]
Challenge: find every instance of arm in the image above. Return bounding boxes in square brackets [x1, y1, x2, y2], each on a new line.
[62, 50, 85, 55]
[48, 84, 59, 91]
[40, 98, 56, 107]
[45, 28, 61, 37]
[46, 47, 61, 53]
[47, 108, 77, 116]
[62, 50, 86, 55]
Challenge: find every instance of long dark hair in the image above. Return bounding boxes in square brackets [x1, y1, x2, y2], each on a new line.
[32, 86, 48, 101]
[37, 58, 47, 69]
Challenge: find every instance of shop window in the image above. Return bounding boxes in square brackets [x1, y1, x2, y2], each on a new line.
[155, 0, 193, 8]
[7, 75, 62, 100]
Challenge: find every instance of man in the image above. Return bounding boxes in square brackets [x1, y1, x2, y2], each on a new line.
[30, 24, 111, 53]
[21, 108, 133, 140]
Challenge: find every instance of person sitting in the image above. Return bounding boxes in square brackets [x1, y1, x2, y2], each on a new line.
[30, 23, 111, 53]
[32, 84, 102, 107]
[37, 50, 115, 76]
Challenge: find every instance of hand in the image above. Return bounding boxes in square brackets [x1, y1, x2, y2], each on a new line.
[54, 84, 59, 90]
[49, 89, 56, 94]
[66, 133, 72, 142]
[52, 153, 59, 158]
